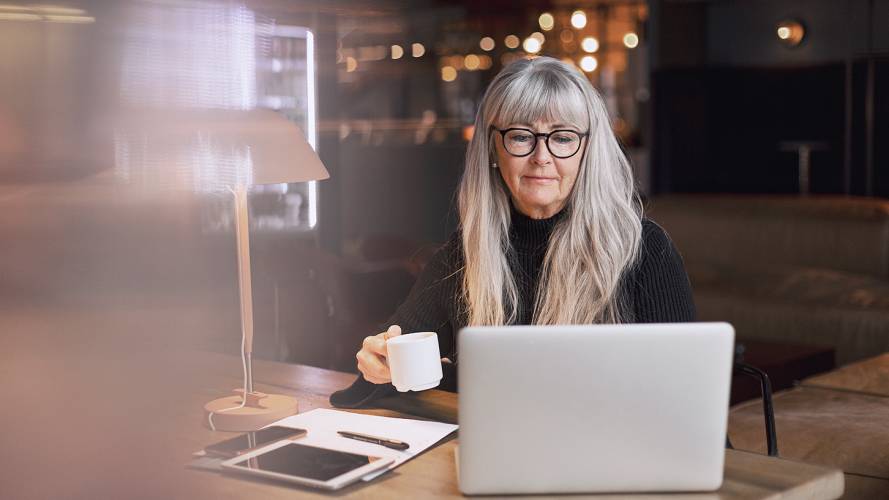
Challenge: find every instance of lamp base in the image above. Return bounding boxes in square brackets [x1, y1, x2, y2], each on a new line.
[204, 390, 298, 431]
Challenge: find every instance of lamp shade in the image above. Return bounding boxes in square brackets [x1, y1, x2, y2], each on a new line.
[111, 107, 329, 191]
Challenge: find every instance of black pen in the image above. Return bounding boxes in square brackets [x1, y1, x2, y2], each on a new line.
[337, 431, 410, 451]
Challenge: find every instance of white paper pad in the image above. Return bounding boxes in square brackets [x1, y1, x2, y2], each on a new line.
[270, 408, 458, 480]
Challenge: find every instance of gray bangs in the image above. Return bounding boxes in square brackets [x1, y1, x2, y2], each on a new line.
[492, 66, 588, 131]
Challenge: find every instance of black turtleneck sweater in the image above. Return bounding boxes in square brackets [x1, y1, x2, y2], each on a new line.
[330, 208, 696, 408]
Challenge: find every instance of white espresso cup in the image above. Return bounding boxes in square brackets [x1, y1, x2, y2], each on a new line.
[386, 331, 443, 392]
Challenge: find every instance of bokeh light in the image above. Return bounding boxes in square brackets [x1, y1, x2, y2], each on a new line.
[623, 33, 639, 49]
[579, 55, 598, 72]
[441, 66, 457, 82]
[464, 54, 480, 70]
[523, 37, 541, 54]
[538, 13, 554, 31]
[571, 10, 587, 29]
[581, 37, 599, 53]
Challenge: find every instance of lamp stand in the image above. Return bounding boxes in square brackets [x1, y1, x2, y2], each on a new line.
[203, 185, 298, 431]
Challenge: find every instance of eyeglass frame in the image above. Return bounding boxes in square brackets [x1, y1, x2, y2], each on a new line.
[493, 127, 589, 159]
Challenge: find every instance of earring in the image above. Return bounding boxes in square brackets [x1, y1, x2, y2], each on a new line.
[491, 161, 498, 169]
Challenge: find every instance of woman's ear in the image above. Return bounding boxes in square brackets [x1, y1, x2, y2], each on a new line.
[489, 148, 498, 168]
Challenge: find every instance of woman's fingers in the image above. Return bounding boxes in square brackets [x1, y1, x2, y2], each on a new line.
[381, 325, 401, 357]
[362, 334, 386, 357]
[356, 325, 404, 384]
[363, 325, 403, 356]
[356, 350, 391, 383]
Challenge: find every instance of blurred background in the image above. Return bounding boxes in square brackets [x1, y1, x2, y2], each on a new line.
[1, 0, 888, 446]
[1, 1, 889, 497]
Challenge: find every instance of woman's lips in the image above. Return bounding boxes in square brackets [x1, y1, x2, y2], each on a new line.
[523, 176, 558, 184]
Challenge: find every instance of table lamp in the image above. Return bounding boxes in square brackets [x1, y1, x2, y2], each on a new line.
[111, 103, 329, 433]
[125, 108, 332, 431]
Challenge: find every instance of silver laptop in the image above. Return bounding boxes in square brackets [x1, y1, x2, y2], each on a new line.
[457, 322, 734, 495]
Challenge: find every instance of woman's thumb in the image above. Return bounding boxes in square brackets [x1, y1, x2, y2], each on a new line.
[387, 325, 402, 338]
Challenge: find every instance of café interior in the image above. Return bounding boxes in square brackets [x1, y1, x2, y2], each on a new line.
[2, 0, 888, 498]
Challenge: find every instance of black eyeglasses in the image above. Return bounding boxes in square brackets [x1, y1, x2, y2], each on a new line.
[495, 127, 588, 159]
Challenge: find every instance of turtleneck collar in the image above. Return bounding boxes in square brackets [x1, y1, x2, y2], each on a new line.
[509, 201, 566, 252]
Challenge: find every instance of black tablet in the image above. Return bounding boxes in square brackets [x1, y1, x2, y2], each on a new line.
[221, 441, 393, 490]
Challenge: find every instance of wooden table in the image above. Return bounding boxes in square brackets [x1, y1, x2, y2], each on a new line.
[52, 356, 850, 498]
[0, 307, 843, 499]
[183, 354, 846, 499]
[730, 353, 889, 499]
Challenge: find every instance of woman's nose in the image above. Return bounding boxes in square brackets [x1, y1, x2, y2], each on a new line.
[531, 136, 553, 164]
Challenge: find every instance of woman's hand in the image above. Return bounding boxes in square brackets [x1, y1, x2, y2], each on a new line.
[356, 325, 401, 384]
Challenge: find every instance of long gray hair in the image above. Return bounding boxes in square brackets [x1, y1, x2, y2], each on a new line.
[458, 56, 642, 326]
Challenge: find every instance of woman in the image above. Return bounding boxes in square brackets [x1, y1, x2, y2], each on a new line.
[331, 56, 694, 407]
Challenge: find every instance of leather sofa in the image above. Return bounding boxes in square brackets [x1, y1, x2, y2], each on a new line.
[648, 194, 889, 365]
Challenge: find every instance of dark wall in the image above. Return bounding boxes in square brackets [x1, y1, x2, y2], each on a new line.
[339, 141, 463, 245]
[850, 58, 889, 197]
[705, 0, 886, 67]
[651, 0, 889, 197]
[654, 65, 846, 194]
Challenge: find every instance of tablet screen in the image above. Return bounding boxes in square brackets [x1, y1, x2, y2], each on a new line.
[235, 443, 376, 481]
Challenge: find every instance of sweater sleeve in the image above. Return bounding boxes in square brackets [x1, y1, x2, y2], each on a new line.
[384, 231, 461, 357]
[630, 220, 697, 323]
[330, 232, 462, 408]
